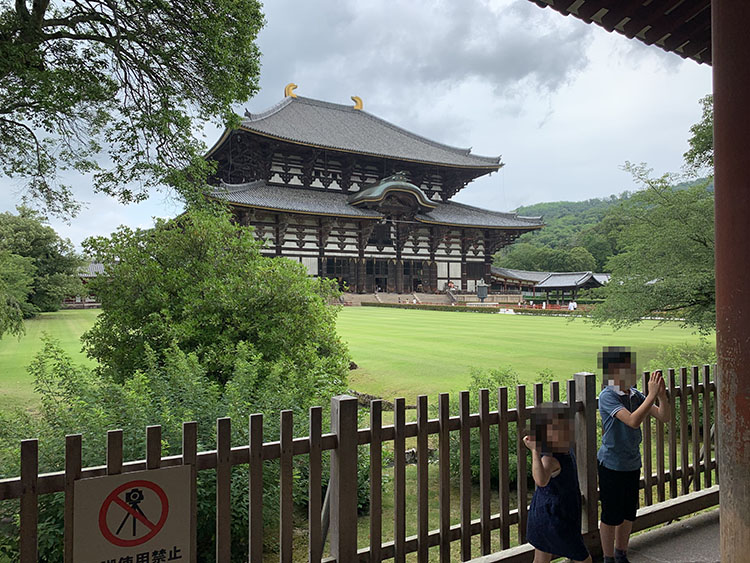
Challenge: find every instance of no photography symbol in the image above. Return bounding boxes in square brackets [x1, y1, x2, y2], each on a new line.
[98, 479, 169, 547]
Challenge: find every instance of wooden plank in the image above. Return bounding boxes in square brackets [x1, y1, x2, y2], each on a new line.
[702, 365, 712, 488]
[216, 417, 231, 563]
[146, 425, 161, 470]
[107, 429, 123, 475]
[497, 387, 510, 550]
[393, 397, 406, 563]
[642, 372, 653, 506]
[656, 400, 666, 503]
[550, 381, 560, 402]
[182, 422, 198, 563]
[478, 389, 491, 556]
[691, 367, 701, 492]
[368, 401, 382, 563]
[680, 368, 689, 495]
[459, 390, 472, 561]
[668, 369, 678, 498]
[64, 434, 82, 563]
[249, 414, 264, 562]
[20, 439, 38, 563]
[574, 373, 598, 535]
[438, 393, 451, 563]
[712, 364, 719, 485]
[280, 410, 294, 562]
[533, 382, 544, 406]
[515, 385, 528, 544]
[417, 395, 429, 562]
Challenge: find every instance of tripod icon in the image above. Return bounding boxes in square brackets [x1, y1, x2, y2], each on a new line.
[116, 487, 148, 537]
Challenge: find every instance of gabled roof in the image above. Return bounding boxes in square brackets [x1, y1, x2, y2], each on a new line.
[491, 267, 551, 283]
[79, 262, 105, 278]
[210, 95, 502, 169]
[491, 267, 611, 288]
[209, 182, 543, 230]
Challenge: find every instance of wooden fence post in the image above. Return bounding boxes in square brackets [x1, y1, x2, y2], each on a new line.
[330, 395, 359, 562]
[20, 439, 38, 563]
[574, 372, 599, 552]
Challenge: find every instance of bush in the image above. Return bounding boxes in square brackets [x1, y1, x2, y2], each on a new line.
[0, 338, 369, 562]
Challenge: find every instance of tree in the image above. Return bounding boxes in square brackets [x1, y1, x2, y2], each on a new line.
[0, 251, 35, 337]
[1, 0, 264, 217]
[81, 206, 350, 386]
[494, 242, 597, 273]
[683, 94, 713, 175]
[0, 206, 83, 316]
[592, 163, 715, 332]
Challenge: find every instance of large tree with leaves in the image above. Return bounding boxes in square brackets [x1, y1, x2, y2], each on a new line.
[82, 206, 351, 386]
[592, 163, 715, 332]
[1, 0, 264, 216]
[0, 206, 83, 317]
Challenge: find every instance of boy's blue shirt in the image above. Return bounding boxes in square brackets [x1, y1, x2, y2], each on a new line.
[598, 386, 646, 471]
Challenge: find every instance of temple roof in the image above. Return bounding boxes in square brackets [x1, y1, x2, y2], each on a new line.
[491, 267, 611, 288]
[210, 182, 543, 230]
[216, 95, 502, 169]
[349, 172, 437, 212]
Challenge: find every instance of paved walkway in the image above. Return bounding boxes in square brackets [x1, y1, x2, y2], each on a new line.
[623, 509, 720, 563]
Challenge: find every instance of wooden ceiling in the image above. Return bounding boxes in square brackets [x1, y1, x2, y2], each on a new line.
[528, 0, 712, 65]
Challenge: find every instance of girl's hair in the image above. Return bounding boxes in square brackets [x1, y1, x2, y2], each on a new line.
[530, 401, 573, 453]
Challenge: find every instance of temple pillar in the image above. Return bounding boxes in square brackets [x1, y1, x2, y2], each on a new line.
[713, 1, 750, 558]
[357, 259, 366, 293]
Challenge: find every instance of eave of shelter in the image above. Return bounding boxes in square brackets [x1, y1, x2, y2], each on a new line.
[535, 271, 605, 290]
[349, 172, 437, 214]
[528, 0, 712, 65]
[208, 181, 543, 231]
[206, 95, 503, 170]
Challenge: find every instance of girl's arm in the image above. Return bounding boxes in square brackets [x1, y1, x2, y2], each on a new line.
[523, 436, 561, 487]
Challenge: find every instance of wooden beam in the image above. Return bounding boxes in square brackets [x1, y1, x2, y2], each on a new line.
[642, 2, 710, 45]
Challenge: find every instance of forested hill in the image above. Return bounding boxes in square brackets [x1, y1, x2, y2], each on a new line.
[497, 177, 712, 273]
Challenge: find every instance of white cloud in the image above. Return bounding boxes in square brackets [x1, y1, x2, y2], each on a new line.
[0, 0, 712, 246]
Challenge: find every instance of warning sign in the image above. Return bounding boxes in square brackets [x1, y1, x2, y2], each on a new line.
[74, 465, 192, 562]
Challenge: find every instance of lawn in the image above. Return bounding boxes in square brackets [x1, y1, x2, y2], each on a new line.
[340, 307, 712, 403]
[0, 309, 99, 411]
[0, 307, 711, 411]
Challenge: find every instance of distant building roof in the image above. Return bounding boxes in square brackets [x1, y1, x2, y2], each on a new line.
[535, 272, 605, 290]
[491, 267, 611, 289]
[491, 267, 551, 283]
[210, 182, 543, 230]
[209, 95, 502, 169]
[79, 262, 105, 278]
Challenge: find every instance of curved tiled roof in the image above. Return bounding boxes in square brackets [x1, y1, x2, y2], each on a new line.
[209, 182, 542, 230]
[222, 96, 502, 169]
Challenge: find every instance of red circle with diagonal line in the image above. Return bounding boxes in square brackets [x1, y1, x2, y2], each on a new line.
[98, 479, 169, 547]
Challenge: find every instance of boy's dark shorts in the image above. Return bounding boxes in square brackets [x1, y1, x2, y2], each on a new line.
[598, 462, 640, 525]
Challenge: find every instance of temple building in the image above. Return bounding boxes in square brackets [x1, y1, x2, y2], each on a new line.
[206, 84, 543, 294]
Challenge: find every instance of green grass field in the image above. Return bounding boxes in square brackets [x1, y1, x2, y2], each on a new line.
[0, 309, 99, 411]
[0, 307, 712, 411]
[340, 307, 713, 403]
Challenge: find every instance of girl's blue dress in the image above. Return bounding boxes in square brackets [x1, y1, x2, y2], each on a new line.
[526, 448, 590, 561]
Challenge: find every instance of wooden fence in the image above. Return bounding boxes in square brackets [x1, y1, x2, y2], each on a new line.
[0, 368, 719, 562]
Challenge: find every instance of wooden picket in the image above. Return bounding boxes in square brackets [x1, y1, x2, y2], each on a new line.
[0, 368, 720, 563]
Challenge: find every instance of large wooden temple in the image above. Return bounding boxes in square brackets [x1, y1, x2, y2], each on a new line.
[206, 84, 543, 294]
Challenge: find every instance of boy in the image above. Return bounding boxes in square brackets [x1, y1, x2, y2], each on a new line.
[597, 347, 670, 563]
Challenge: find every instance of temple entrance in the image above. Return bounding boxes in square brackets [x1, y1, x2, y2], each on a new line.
[366, 259, 389, 293]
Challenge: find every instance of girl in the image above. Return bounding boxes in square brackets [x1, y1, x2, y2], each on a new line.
[524, 402, 592, 563]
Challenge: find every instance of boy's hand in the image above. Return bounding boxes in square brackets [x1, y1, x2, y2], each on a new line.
[648, 371, 664, 399]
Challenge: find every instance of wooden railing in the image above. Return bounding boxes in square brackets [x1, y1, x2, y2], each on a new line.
[0, 368, 719, 562]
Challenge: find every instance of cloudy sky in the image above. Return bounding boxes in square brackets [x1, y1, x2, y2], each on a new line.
[1, 0, 712, 248]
